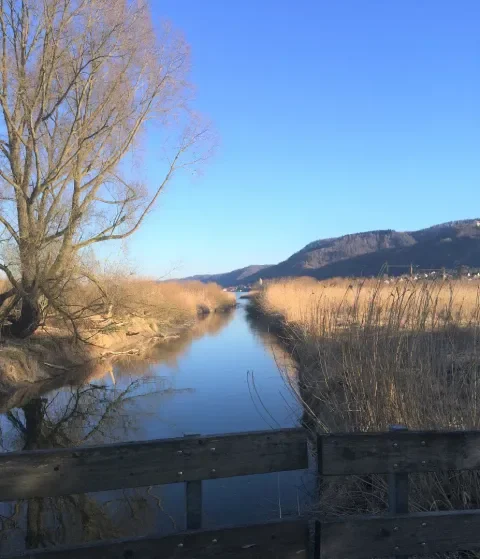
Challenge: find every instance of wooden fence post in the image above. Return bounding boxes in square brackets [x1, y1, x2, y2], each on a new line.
[184, 434, 203, 530]
[388, 425, 408, 558]
[186, 480, 202, 530]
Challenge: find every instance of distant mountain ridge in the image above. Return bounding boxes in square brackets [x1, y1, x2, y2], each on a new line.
[185, 219, 480, 286]
[185, 265, 272, 288]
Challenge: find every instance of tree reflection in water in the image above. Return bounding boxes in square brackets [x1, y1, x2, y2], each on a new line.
[0, 378, 183, 553]
[0, 311, 236, 553]
[114, 309, 235, 377]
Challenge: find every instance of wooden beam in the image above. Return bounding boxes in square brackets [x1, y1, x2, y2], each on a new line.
[5, 518, 308, 559]
[320, 509, 480, 559]
[321, 430, 480, 475]
[0, 428, 307, 501]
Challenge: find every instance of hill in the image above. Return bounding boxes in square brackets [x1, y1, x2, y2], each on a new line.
[187, 219, 480, 285]
[184, 265, 271, 288]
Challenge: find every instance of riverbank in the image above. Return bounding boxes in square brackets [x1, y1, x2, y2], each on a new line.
[0, 280, 235, 405]
[249, 277, 480, 517]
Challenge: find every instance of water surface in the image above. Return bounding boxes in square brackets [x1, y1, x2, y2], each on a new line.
[0, 297, 309, 554]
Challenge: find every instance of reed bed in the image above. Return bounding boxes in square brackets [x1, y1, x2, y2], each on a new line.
[254, 277, 480, 520]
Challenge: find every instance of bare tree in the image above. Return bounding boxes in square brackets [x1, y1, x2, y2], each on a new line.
[0, 0, 211, 338]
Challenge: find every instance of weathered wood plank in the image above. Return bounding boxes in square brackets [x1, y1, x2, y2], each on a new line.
[186, 480, 202, 530]
[321, 430, 480, 475]
[320, 509, 480, 559]
[5, 518, 307, 559]
[0, 428, 307, 501]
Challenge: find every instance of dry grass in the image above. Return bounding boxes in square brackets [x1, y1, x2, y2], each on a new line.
[36, 275, 235, 340]
[44, 274, 234, 326]
[253, 277, 480, 519]
[260, 276, 480, 332]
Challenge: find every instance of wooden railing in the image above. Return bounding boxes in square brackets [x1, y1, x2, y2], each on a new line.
[2, 427, 480, 558]
[0, 428, 309, 558]
[318, 428, 480, 558]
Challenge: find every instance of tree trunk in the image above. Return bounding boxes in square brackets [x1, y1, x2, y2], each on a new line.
[4, 295, 41, 339]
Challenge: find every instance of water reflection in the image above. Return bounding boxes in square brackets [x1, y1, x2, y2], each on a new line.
[0, 381, 176, 553]
[245, 308, 298, 382]
[114, 309, 235, 378]
[0, 305, 306, 555]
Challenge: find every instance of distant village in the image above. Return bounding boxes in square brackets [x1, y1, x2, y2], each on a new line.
[382, 263, 480, 282]
[385, 268, 480, 283]
[223, 285, 252, 292]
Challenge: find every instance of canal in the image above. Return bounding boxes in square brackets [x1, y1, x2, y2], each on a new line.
[0, 297, 309, 554]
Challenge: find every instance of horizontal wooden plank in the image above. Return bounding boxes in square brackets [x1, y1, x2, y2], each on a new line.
[5, 518, 307, 559]
[320, 509, 480, 559]
[0, 428, 307, 501]
[320, 430, 480, 475]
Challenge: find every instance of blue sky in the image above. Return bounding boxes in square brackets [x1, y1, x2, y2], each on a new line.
[110, 0, 480, 278]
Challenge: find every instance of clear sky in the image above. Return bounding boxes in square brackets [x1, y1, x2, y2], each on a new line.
[109, 0, 480, 278]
